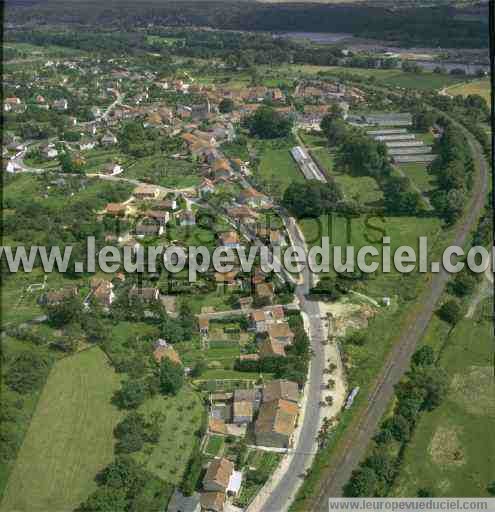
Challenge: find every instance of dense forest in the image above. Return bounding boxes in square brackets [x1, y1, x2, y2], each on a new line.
[4, 0, 489, 49]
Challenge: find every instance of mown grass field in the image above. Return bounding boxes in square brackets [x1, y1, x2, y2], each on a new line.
[445, 78, 491, 104]
[397, 162, 437, 194]
[299, 213, 442, 297]
[310, 147, 383, 205]
[277, 65, 463, 90]
[0, 348, 123, 512]
[125, 154, 201, 188]
[255, 139, 304, 197]
[392, 309, 495, 497]
[133, 386, 204, 485]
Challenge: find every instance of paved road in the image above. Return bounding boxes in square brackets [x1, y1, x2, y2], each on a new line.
[260, 213, 328, 512]
[312, 114, 489, 507]
[258, 131, 337, 511]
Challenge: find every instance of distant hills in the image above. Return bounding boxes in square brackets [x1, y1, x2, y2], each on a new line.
[4, 0, 489, 48]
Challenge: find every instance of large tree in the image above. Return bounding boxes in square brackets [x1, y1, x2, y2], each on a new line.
[244, 106, 293, 139]
[282, 181, 343, 218]
[335, 133, 391, 178]
[159, 358, 184, 395]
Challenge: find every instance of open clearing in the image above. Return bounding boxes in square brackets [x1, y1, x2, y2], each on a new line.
[392, 313, 495, 497]
[445, 79, 491, 104]
[133, 386, 204, 485]
[256, 145, 304, 197]
[0, 347, 123, 512]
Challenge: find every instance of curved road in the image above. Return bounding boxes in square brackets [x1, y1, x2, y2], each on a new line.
[312, 115, 489, 507]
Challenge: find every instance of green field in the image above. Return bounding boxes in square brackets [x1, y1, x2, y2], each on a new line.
[397, 162, 437, 194]
[0, 348, 123, 512]
[133, 386, 204, 485]
[310, 148, 383, 205]
[392, 310, 495, 497]
[445, 78, 491, 104]
[204, 435, 225, 457]
[256, 143, 304, 197]
[277, 65, 462, 91]
[125, 154, 201, 189]
[299, 213, 442, 297]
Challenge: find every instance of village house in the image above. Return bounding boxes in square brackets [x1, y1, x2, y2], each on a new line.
[209, 417, 229, 436]
[267, 322, 294, 347]
[226, 206, 259, 226]
[168, 490, 200, 512]
[101, 162, 123, 176]
[85, 124, 97, 136]
[198, 178, 215, 198]
[191, 101, 211, 121]
[239, 187, 266, 208]
[177, 104, 192, 119]
[250, 305, 285, 333]
[135, 220, 164, 238]
[104, 229, 130, 244]
[203, 458, 234, 493]
[247, 86, 268, 102]
[254, 398, 298, 448]
[255, 282, 275, 303]
[181, 132, 199, 147]
[4, 98, 26, 113]
[239, 353, 259, 362]
[128, 286, 160, 302]
[232, 389, 261, 425]
[42, 286, 78, 306]
[77, 137, 96, 151]
[266, 88, 284, 102]
[105, 202, 128, 217]
[190, 141, 213, 161]
[144, 112, 163, 128]
[259, 337, 286, 359]
[230, 158, 249, 175]
[212, 123, 235, 143]
[40, 144, 58, 159]
[214, 270, 240, 289]
[158, 107, 174, 124]
[101, 131, 118, 146]
[264, 305, 285, 323]
[90, 277, 115, 307]
[152, 198, 178, 211]
[198, 315, 209, 337]
[3, 160, 20, 174]
[53, 98, 68, 111]
[251, 309, 267, 333]
[91, 106, 102, 119]
[145, 210, 170, 226]
[269, 230, 285, 247]
[134, 184, 160, 200]
[218, 231, 240, 250]
[178, 209, 196, 226]
[153, 339, 182, 365]
[200, 492, 225, 512]
[212, 159, 232, 181]
[263, 379, 299, 403]
[193, 130, 216, 147]
[204, 148, 222, 165]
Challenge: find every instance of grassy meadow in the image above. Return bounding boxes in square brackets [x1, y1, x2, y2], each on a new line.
[133, 387, 204, 485]
[445, 78, 491, 104]
[392, 306, 495, 497]
[0, 348, 123, 512]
